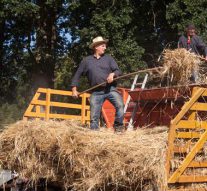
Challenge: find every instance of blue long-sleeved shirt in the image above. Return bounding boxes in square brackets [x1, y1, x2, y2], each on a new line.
[71, 54, 122, 87]
[178, 35, 207, 56]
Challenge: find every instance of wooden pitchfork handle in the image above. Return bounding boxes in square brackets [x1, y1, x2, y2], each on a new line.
[78, 66, 164, 95]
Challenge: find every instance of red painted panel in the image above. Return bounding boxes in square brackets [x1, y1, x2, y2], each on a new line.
[102, 85, 207, 128]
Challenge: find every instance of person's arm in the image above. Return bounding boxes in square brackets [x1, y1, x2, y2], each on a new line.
[109, 56, 122, 77]
[71, 60, 86, 97]
[107, 72, 115, 83]
[107, 56, 122, 83]
[196, 36, 207, 61]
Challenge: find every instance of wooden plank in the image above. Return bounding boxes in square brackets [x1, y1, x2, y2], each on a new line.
[176, 132, 202, 139]
[37, 88, 72, 95]
[35, 105, 41, 121]
[188, 161, 207, 168]
[24, 112, 45, 118]
[166, 125, 177, 179]
[51, 101, 90, 110]
[49, 114, 82, 120]
[191, 103, 207, 111]
[168, 188, 207, 191]
[23, 112, 89, 120]
[81, 93, 87, 124]
[187, 89, 197, 120]
[168, 130, 207, 183]
[37, 88, 90, 98]
[31, 100, 46, 106]
[23, 92, 41, 117]
[177, 175, 207, 183]
[171, 88, 205, 125]
[24, 104, 35, 116]
[200, 89, 207, 97]
[31, 100, 90, 110]
[171, 159, 207, 167]
[45, 89, 51, 120]
[176, 120, 207, 129]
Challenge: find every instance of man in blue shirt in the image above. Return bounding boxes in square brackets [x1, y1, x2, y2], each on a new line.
[71, 36, 124, 132]
[178, 24, 207, 82]
[178, 24, 207, 59]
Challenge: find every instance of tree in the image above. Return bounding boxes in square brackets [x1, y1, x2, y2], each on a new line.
[166, 0, 207, 42]
[67, 0, 146, 75]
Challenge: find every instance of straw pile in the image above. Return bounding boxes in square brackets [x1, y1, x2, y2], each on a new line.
[0, 120, 168, 190]
[162, 48, 201, 85]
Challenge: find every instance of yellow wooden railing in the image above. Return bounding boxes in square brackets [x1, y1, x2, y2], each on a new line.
[23, 88, 90, 124]
[166, 87, 207, 191]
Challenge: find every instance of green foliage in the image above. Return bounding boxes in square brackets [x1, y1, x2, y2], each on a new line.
[167, 0, 207, 41]
[68, 0, 147, 73]
[0, 103, 23, 130]
[55, 56, 75, 90]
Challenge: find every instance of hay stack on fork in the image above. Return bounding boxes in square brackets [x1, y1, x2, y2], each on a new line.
[162, 48, 204, 85]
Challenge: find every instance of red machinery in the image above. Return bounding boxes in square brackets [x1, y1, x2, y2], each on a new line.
[102, 85, 203, 128]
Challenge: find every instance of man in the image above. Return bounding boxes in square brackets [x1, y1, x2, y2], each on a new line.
[178, 24, 207, 82]
[71, 36, 124, 132]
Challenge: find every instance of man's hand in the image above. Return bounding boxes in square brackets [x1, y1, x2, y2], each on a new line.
[107, 73, 115, 83]
[205, 56, 207, 62]
[72, 87, 79, 98]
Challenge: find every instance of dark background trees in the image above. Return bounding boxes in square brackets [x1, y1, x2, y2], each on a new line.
[1, 0, 207, 128]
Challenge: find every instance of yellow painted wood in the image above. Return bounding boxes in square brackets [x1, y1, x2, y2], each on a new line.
[199, 89, 207, 97]
[24, 112, 86, 120]
[191, 102, 207, 111]
[176, 132, 202, 139]
[187, 89, 197, 120]
[177, 175, 207, 183]
[188, 161, 207, 168]
[49, 113, 83, 120]
[176, 120, 207, 129]
[24, 88, 91, 123]
[35, 106, 41, 121]
[81, 93, 87, 124]
[31, 100, 90, 110]
[31, 100, 46, 106]
[50, 101, 90, 110]
[168, 130, 207, 183]
[168, 188, 207, 191]
[188, 111, 196, 120]
[23, 92, 41, 117]
[36, 105, 40, 113]
[24, 112, 45, 118]
[37, 87, 90, 97]
[171, 88, 205, 125]
[45, 89, 51, 120]
[24, 104, 35, 116]
[166, 124, 177, 179]
[37, 88, 72, 95]
[166, 88, 207, 191]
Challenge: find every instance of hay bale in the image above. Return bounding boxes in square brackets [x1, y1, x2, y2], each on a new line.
[162, 48, 201, 85]
[0, 120, 168, 190]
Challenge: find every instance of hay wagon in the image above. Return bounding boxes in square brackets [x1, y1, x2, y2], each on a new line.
[19, 82, 207, 191]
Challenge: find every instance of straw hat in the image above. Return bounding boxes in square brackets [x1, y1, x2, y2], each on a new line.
[89, 36, 108, 49]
